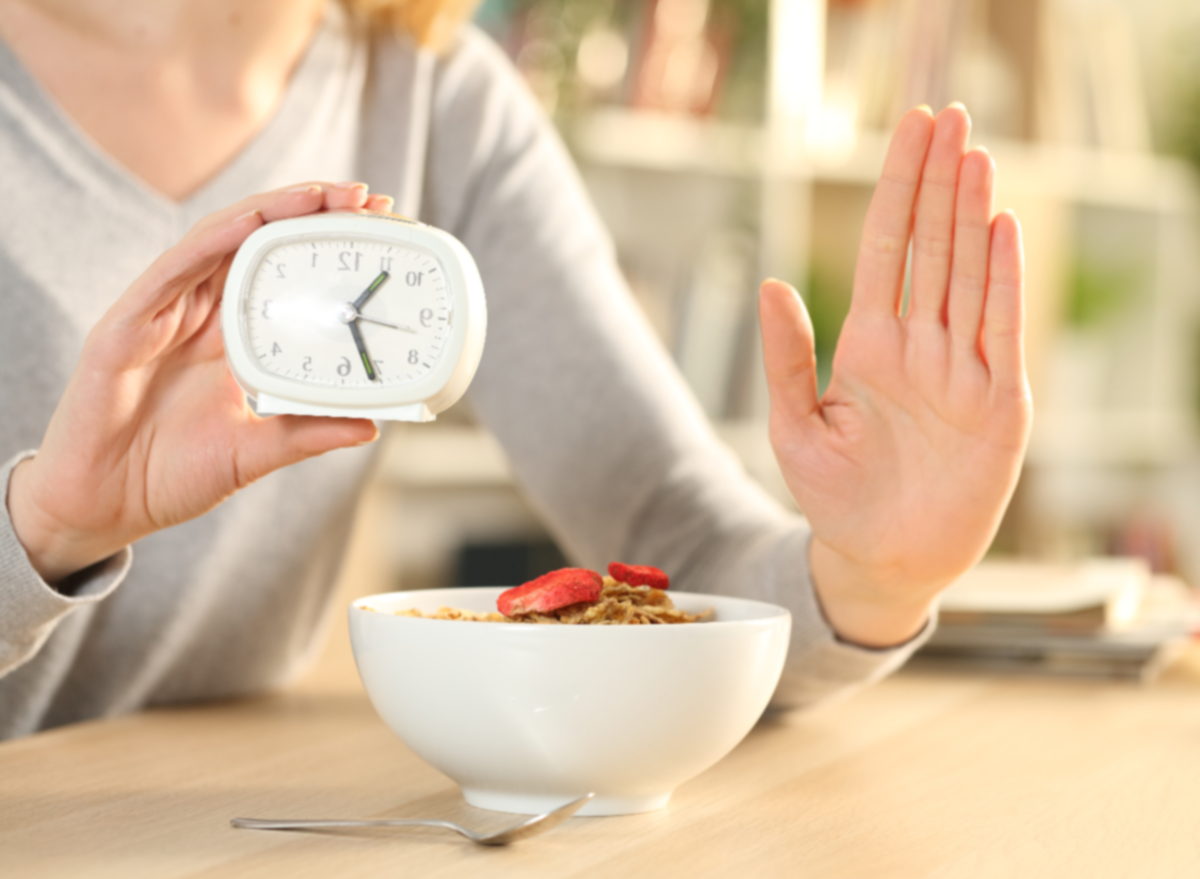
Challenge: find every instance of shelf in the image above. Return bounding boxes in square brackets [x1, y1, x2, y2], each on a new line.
[1026, 408, 1198, 468]
[380, 425, 512, 488]
[569, 109, 763, 178]
[385, 408, 1200, 493]
[570, 108, 1199, 214]
[380, 421, 793, 505]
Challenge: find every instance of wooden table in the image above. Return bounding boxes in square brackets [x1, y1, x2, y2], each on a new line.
[6, 637, 1200, 879]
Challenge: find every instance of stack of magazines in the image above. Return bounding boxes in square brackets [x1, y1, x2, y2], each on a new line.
[915, 558, 1199, 681]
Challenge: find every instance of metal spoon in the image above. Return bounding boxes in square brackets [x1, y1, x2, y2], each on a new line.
[231, 793, 593, 846]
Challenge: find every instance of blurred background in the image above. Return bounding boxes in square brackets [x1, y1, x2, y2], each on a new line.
[342, 0, 1200, 614]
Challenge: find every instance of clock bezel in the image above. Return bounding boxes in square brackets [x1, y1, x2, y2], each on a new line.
[220, 212, 486, 418]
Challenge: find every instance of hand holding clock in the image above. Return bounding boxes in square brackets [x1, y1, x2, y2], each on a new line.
[759, 105, 1032, 647]
[8, 182, 391, 584]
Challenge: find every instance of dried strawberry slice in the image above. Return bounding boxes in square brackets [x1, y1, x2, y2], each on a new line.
[607, 562, 669, 590]
[497, 568, 604, 616]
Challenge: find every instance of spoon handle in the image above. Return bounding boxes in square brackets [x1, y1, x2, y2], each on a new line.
[231, 817, 457, 831]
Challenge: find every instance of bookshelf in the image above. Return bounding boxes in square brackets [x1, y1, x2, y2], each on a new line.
[572, 111, 1198, 211]
[374, 0, 1200, 591]
[556, 0, 1200, 580]
[570, 108, 1200, 427]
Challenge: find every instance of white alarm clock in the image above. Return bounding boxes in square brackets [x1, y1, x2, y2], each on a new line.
[220, 212, 486, 422]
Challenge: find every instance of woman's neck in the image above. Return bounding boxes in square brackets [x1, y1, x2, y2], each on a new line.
[0, 0, 328, 200]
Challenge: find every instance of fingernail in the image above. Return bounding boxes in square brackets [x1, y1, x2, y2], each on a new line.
[287, 184, 322, 194]
[376, 195, 395, 209]
[948, 101, 967, 111]
[915, 104, 933, 115]
[336, 181, 369, 192]
[234, 209, 262, 223]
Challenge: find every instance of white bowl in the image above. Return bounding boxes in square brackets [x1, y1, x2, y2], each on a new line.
[348, 587, 791, 816]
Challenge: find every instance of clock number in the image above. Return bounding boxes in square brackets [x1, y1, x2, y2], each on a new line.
[276, 263, 286, 279]
[405, 271, 423, 287]
[302, 356, 313, 372]
[408, 349, 419, 365]
[271, 342, 282, 356]
[380, 256, 393, 272]
[261, 300, 273, 319]
[419, 307, 434, 328]
[311, 252, 319, 268]
[337, 356, 351, 377]
[338, 252, 363, 272]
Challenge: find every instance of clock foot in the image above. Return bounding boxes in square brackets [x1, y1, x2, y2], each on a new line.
[254, 394, 435, 423]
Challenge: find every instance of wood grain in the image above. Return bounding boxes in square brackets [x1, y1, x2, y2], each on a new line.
[5, 647, 1200, 878]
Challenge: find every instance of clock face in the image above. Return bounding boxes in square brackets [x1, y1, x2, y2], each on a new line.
[241, 235, 452, 388]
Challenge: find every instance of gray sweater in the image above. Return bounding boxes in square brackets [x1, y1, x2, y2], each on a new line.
[0, 8, 925, 739]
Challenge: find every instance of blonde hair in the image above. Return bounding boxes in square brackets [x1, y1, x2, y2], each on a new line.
[342, 0, 482, 50]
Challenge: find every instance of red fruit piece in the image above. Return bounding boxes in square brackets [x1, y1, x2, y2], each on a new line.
[607, 562, 669, 590]
[497, 568, 604, 616]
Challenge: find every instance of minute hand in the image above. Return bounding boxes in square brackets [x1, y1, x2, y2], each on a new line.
[347, 320, 377, 382]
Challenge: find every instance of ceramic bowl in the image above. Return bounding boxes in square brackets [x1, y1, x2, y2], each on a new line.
[348, 587, 790, 816]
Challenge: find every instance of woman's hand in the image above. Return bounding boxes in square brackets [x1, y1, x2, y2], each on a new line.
[759, 105, 1032, 647]
[8, 182, 397, 584]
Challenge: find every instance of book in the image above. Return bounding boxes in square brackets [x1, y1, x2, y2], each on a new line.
[915, 561, 1197, 682]
[936, 557, 1149, 633]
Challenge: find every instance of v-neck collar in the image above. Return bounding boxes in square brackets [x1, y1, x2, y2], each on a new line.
[0, 3, 355, 223]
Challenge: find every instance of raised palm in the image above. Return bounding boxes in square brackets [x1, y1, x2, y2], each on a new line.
[760, 106, 1032, 644]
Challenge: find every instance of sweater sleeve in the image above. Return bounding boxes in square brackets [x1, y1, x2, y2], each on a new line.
[422, 29, 932, 709]
[0, 451, 132, 678]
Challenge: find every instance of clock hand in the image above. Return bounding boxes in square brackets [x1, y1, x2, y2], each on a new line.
[353, 270, 390, 310]
[347, 320, 377, 382]
[356, 313, 417, 333]
[337, 302, 417, 334]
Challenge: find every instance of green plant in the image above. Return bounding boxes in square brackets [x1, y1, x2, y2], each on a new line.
[803, 266, 851, 394]
[1166, 26, 1200, 173]
[1063, 259, 1138, 330]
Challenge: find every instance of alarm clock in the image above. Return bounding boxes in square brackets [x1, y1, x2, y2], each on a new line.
[220, 212, 486, 422]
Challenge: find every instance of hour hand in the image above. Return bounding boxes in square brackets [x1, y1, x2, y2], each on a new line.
[353, 271, 390, 310]
[347, 321, 377, 381]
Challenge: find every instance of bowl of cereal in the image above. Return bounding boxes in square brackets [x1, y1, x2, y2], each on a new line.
[348, 565, 791, 816]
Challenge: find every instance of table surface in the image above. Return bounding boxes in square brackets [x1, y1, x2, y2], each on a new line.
[6, 635, 1200, 879]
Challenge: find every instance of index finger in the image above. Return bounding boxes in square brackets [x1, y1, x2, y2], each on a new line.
[123, 183, 373, 324]
[851, 107, 935, 317]
[190, 181, 369, 234]
[983, 210, 1026, 393]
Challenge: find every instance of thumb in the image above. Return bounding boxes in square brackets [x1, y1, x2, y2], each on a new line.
[759, 279, 821, 422]
[233, 414, 380, 488]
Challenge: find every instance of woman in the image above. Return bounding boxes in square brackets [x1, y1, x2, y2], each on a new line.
[0, 0, 1029, 738]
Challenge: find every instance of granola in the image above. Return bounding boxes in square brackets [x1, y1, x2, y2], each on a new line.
[374, 567, 713, 625]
